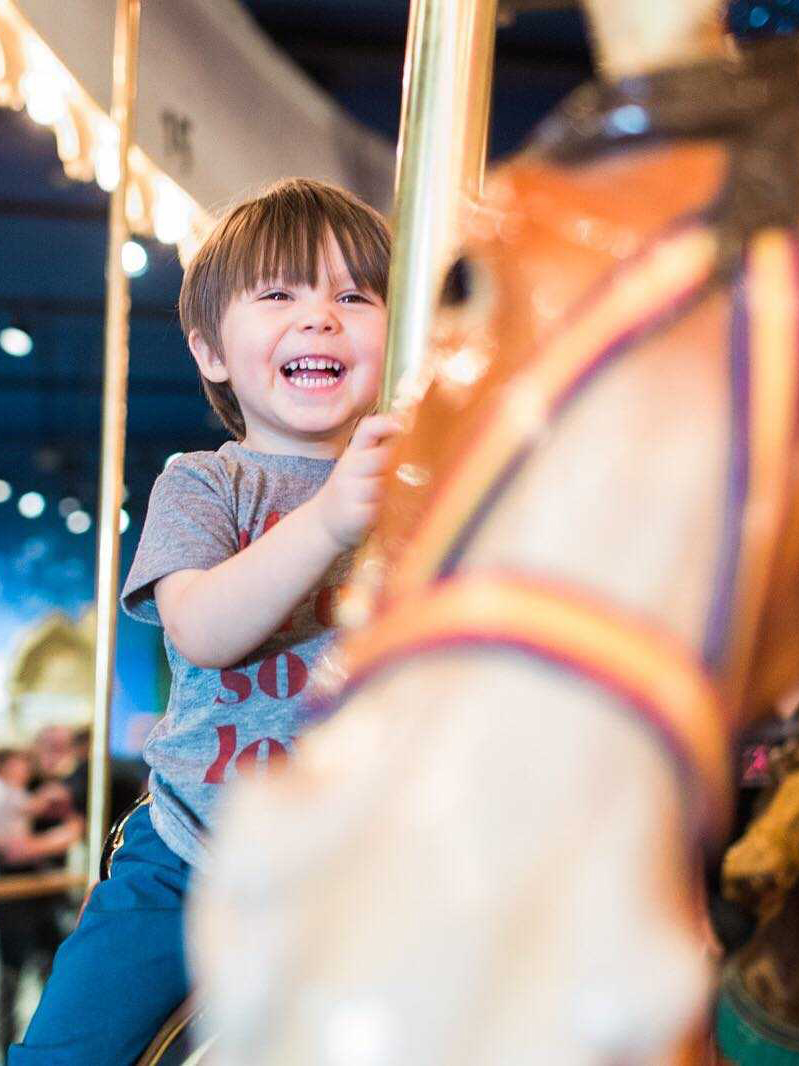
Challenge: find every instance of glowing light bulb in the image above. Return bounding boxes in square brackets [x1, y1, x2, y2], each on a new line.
[22, 72, 66, 125]
[94, 119, 120, 192]
[0, 480, 11, 503]
[119, 508, 130, 533]
[18, 491, 45, 518]
[21, 39, 70, 126]
[121, 240, 148, 278]
[153, 178, 192, 244]
[54, 110, 81, 162]
[0, 327, 33, 357]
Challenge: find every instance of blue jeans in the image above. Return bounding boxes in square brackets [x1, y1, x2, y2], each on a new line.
[8, 803, 190, 1066]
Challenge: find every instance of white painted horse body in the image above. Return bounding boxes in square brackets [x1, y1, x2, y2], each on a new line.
[196, 664, 707, 1065]
[188, 4, 799, 1063]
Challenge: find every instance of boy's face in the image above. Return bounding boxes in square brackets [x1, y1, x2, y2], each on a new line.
[191, 236, 387, 456]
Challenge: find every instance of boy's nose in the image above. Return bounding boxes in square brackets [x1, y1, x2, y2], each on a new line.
[299, 308, 338, 333]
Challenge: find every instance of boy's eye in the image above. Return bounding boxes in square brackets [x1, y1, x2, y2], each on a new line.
[339, 292, 371, 304]
[259, 290, 292, 302]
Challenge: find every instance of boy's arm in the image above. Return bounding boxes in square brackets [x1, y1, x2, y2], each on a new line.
[155, 415, 400, 669]
[156, 496, 340, 668]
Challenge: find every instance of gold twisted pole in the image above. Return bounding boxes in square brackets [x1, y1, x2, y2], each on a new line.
[379, 0, 498, 411]
[88, 0, 141, 878]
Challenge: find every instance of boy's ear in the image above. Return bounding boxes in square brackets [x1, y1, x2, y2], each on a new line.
[188, 328, 229, 383]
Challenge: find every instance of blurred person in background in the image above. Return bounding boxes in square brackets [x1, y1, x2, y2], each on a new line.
[0, 750, 71, 852]
[0, 745, 84, 1058]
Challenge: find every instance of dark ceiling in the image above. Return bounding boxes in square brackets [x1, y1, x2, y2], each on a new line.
[0, 0, 793, 538]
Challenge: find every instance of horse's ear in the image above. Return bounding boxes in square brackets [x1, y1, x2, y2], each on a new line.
[581, 0, 727, 79]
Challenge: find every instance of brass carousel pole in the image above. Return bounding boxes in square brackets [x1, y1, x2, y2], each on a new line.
[379, 0, 498, 411]
[87, 0, 141, 878]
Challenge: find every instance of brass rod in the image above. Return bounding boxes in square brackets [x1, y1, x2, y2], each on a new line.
[379, 0, 498, 411]
[459, 1, 498, 199]
[88, 0, 141, 878]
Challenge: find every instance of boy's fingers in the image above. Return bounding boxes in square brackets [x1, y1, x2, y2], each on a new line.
[349, 414, 403, 450]
[345, 447, 397, 479]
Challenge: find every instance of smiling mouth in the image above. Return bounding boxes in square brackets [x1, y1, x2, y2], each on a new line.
[280, 356, 346, 390]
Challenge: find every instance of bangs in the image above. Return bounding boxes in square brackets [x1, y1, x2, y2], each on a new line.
[220, 181, 390, 309]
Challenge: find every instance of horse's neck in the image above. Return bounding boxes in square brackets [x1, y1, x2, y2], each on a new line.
[462, 292, 731, 660]
[458, 145, 728, 646]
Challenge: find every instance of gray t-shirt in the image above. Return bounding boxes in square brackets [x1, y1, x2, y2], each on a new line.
[121, 441, 351, 867]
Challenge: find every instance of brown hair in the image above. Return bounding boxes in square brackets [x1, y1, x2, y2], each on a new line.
[179, 178, 391, 439]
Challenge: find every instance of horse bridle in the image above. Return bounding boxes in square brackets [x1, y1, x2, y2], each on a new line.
[321, 41, 799, 851]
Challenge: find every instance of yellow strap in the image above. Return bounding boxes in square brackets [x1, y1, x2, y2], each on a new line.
[341, 573, 731, 841]
[724, 229, 799, 700]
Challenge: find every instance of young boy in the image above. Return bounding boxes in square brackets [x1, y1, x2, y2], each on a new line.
[10, 178, 397, 1065]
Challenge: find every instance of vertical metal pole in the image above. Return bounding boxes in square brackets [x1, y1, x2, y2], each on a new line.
[379, 0, 498, 411]
[458, 0, 498, 200]
[87, 0, 141, 878]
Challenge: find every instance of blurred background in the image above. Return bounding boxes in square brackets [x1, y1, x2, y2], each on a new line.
[0, 0, 595, 764]
[0, 0, 795, 1053]
[3, 0, 794, 760]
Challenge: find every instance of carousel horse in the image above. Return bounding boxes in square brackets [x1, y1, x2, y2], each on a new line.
[187, 2, 799, 1063]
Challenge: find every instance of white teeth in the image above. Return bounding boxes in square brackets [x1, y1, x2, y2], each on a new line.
[291, 375, 337, 389]
[285, 357, 344, 373]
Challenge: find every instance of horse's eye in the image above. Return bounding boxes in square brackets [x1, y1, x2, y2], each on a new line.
[440, 256, 474, 307]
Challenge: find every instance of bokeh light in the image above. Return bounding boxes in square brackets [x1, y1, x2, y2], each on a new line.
[18, 491, 45, 519]
[121, 240, 148, 278]
[729, 0, 799, 34]
[0, 326, 33, 357]
[58, 496, 81, 518]
[66, 509, 92, 534]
